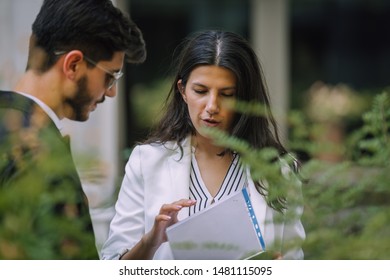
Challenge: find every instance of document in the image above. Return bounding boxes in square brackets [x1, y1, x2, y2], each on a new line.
[166, 188, 265, 260]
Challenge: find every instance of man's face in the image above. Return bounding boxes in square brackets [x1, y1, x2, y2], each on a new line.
[65, 51, 124, 121]
[65, 75, 96, 121]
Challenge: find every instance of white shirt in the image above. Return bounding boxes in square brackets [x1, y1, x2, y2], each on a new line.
[189, 152, 247, 215]
[16, 91, 64, 135]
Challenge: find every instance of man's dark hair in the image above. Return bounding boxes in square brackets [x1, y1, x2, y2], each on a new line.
[28, 0, 146, 71]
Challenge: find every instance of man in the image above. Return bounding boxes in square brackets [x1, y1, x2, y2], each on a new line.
[0, 0, 146, 259]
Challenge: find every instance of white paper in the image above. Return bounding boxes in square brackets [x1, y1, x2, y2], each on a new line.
[166, 189, 264, 260]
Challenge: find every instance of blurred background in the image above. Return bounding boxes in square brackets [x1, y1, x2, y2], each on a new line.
[1, 0, 389, 258]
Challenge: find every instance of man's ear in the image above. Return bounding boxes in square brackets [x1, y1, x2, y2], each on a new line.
[62, 50, 84, 80]
[177, 79, 187, 103]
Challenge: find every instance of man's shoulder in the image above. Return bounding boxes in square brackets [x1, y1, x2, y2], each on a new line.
[0, 90, 34, 112]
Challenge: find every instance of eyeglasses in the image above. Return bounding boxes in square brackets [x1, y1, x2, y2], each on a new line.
[54, 51, 123, 90]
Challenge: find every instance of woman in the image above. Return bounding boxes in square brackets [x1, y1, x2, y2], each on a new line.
[101, 30, 305, 260]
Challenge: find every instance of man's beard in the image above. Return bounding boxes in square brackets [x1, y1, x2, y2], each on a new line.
[65, 75, 104, 121]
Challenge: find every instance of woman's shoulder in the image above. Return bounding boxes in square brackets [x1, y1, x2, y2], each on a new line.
[135, 140, 177, 152]
[132, 137, 190, 157]
[279, 153, 300, 171]
[125, 138, 190, 170]
[139, 136, 190, 150]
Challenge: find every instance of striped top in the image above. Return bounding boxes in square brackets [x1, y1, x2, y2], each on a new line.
[189, 151, 248, 216]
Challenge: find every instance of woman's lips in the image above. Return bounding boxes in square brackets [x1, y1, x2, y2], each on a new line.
[202, 118, 221, 127]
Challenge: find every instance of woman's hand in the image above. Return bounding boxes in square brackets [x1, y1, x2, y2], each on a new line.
[120, 199, 196, 260]
[144, 199, 197, 250]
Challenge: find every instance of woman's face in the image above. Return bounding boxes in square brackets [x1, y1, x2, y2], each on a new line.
[178, 65, 237, 140]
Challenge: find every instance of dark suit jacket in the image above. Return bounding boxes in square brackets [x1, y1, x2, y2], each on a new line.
[0, 90, 98, 259]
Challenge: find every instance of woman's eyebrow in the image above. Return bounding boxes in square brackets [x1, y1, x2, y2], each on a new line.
[191, 82, 236, 90]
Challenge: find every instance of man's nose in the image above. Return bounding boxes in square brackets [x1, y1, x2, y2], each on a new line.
[105, 84, 117, 98]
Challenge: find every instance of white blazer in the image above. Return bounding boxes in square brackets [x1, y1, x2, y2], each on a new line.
[101, 136, 305, 259]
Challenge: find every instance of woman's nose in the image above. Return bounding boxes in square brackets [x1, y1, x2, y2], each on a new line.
[206, 93, 219, 115]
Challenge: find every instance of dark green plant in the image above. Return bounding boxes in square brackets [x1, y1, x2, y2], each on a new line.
[299, 92, 390, 259]
[347, 91, 390, 166]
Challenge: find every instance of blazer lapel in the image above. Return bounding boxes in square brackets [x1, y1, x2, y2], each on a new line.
[167, 136, 192, 221]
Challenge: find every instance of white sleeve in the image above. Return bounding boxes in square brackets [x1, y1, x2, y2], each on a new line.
[281, 203, 306, 259]
[100, 146, 145, 259]
[282, 159, 306, 260]
[281, 158, 306, 260]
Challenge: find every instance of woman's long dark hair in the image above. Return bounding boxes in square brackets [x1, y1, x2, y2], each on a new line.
[145, 30, 291, 211]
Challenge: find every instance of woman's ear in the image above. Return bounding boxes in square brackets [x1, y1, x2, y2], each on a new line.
[177, 79, 187, 103]
[62, 50, 84, 80]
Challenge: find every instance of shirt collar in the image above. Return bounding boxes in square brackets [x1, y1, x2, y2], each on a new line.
[16, 91, 64, 134]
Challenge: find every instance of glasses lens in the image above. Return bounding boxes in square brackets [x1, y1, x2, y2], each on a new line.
[106, 73, 116, 89]
[107, 72, 123, 89]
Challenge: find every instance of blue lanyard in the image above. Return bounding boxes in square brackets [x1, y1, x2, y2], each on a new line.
[242, 188, 266, 251]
